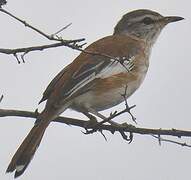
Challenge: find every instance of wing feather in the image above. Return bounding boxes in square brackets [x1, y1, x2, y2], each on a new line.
[40, 35, 145, 107]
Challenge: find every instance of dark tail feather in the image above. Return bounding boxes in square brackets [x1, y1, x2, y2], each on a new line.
[6, 118, 50, 178]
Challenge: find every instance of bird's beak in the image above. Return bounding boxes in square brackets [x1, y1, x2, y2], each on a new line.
[163, 16, 184, 24]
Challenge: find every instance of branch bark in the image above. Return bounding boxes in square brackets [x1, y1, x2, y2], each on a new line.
[0, 7, 86, 62]
[1, 108, 191, 139]
[0, 7, 128, 65]
[0, 41, 84, 55]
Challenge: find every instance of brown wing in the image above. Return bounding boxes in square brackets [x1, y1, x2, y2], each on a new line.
[39, 65, 70, 104]
[40, 35, 145, 108]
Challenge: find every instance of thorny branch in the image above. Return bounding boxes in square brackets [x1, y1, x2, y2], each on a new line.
[0, 7, 86, 62]
[0, 41, 85, 63]
[53, 23, 72, 36]
[1, 108, 191, 147]
[0, 8, 70, 42]
[0, 7, 134, 67]
[151, 135, 191, 147]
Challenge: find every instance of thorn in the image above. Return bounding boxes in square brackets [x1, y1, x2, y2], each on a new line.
[99, 130, 107, 141]
[158, 134, 161, 146]
[119, 130, 128, 141]
[13, 53, 20, 64]
[128, 132, 133, 144]
[52, 23, 72, 37]
[34, 109, 39, 116]
[110, 129, 115, 134]
[77, 42, 87, 48]
[34, 109, 40, 124]
[119, 130, 134, 143]
[82, 128, 97, 135]
[21, 52, 28, 63]
[81, 130, 87, 134]
[0, 94, 3, 103]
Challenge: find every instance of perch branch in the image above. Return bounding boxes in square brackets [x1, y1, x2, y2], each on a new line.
[0, 41, 85, 55]
[0, 108, 191, 147]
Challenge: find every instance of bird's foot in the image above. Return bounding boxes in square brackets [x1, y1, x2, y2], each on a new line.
[83, 115, 98, 129]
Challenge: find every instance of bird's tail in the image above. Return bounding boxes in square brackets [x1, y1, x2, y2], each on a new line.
[6, 111, 53, 178]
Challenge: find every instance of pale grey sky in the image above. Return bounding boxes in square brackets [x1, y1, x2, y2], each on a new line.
[0, 0, 191, 180]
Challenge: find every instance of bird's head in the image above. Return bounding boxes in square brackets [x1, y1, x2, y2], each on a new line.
[114, 9, 184, 45]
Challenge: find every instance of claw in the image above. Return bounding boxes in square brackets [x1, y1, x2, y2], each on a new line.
[119, 130, 128, 141]
[82, 128, 97, 135]
[99, 130, 107, 141]
[83, 117, 98, 129]
[119, 130, 134, 143]
[83, 112, 98, 129]
[128, 132, 133, 144]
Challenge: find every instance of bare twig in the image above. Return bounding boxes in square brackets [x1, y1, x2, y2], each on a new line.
[1, 108, 191, 147]
[0, 95, 3, 103]
[0, 7, 86, 61]
[0, 8, 137, 66]
[121, 85, 137, 123]
[99, 130, 108, 141]
[0, 8, 59, 41]
[151, 135, 191, 148]
[52, 23, 72, 36]
[0, 8, 84, 47]
[13, 53, 20, 64]
[0, 41, 85, 55]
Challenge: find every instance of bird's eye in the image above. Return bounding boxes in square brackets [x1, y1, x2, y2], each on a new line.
[142, 17, 154, 25]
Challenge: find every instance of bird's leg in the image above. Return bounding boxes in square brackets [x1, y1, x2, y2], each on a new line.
[84, 108, 134, 143]
[124, 102, 137, 124]
[121, 85, 137, 124]
[87, 108, 120, 126]
[82, 112, 98, 128]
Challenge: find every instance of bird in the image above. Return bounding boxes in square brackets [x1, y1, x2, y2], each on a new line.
[6, 9, 184, 178]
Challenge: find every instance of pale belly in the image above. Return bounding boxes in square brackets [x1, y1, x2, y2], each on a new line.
[70, 57, 149, 112]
